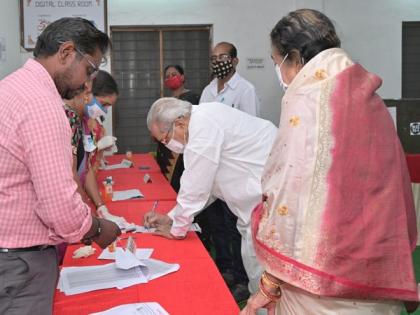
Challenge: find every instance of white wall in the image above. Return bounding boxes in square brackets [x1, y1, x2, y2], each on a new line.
[1, 0, 420, 128]
[0, 1, 31, 79]
[106, 0, 293, 126]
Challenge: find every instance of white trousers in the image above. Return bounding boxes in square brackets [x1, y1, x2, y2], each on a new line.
[237, 224, 263, 294]
[276, 284, 402, 315]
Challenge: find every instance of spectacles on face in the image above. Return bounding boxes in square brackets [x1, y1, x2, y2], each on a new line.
[210, 53, 231, 63]
[74, 46, 100, 80]
[158, 126, 173, 145]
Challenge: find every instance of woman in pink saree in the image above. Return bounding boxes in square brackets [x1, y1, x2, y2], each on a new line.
[241, 9, 418, 315]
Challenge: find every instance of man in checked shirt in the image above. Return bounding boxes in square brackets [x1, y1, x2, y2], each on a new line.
[0, 18, 121, 314]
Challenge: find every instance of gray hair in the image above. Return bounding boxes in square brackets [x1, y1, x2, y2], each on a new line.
[271, 9, 340, 64]
[147, 97, 192, 132]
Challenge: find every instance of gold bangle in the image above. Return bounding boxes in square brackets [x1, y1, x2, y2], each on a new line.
[259, 278, 281, 301]
[262, 271, 284, 289]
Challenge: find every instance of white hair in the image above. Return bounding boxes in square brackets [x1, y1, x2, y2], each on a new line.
[147, 97, 192, 132]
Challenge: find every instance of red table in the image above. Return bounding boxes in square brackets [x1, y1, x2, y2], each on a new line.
[53, 201, 239, 315]
[98, 172, 177, 202]
[103, 153, 162, 174]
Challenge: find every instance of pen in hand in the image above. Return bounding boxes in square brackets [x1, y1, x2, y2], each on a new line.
[146, 201, 159, 231]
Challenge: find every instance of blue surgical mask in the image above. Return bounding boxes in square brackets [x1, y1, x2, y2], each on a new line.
[275, 53, 289, 91]
[84, 97, 108, 120]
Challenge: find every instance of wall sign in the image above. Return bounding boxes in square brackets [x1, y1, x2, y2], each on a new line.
[246, 57, 265, 70]
[20, 0, 107, 50]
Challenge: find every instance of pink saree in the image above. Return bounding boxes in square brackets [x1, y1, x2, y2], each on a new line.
[254, 48, 418, 301]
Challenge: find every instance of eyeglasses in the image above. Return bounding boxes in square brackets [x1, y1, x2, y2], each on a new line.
[210, 53, 231, 63]
[74, 46, 100, 80]
[159, 126, 173, 145]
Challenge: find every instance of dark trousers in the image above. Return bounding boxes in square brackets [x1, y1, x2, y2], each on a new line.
[0, 247, 58, 315]
[206, 199, 249, 285]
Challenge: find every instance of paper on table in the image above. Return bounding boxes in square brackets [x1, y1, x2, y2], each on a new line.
[141, 258, 180, 281]
[89, 302, 169, 315]
[115, 248, 146, 270]
[58, 260, 180, 295]
[98, 247, 153, 260]
[112, 189, 143, 201]
[58, 263, 148, 295]
[101, 159, 133, 170]
[135, 223, 201, 233]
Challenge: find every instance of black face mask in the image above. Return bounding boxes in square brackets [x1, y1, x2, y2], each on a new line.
[212, 60, 234, 79]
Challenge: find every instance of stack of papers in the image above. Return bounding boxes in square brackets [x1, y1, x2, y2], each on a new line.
[90, 302, 169, 315]
[100, 159, 133, 170]
[112, 189, 144, 201]
[58, 258, 180, 295]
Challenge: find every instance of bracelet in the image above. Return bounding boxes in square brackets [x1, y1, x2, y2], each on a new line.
[259, 278, 281, 302]
[262, 271, 284, 289]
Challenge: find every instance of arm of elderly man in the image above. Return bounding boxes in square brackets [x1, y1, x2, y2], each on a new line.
[145, 114, 223, 239]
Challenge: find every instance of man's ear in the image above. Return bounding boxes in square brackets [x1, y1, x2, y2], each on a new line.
[232, 57, 239, 67]
[57, 41, 76, 65]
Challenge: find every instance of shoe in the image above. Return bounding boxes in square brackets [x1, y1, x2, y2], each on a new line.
[221, 271, 235, 288]
[232, 283, 250, 303]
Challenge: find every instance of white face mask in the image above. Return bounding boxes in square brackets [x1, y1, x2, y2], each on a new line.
[165, 138, 185, 154]
[164, 124, 186, 154]
[275, 53, 289, 91]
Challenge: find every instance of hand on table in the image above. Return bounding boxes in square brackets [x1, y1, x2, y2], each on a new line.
[143, 211, 172, 229]
[240, 290, 277, 315]
[153, 223, 185, 240]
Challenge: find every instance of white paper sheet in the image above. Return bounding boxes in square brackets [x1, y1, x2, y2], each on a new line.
[115, 248, 146, 270]
[98, 247, 153, 261]
[112, 189, 143, 201]
[101, 159, 133, 170]
[89, 302, 169, 315]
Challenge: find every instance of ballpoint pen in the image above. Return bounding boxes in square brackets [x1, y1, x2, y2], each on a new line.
[146, 201, 158, 231]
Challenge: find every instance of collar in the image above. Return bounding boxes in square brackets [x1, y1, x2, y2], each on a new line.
[210, 71, 241, 95]
[24, 58, 61, 101]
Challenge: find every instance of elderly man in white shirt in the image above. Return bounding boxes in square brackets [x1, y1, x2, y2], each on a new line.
[144, 97, 277, 296]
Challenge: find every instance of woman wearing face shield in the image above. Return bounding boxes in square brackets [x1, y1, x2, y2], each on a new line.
[63, 71, 128, 232]
[240, 9, 418, 315]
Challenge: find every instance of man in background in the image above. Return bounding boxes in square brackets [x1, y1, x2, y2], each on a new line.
[199, 41, 261, 302]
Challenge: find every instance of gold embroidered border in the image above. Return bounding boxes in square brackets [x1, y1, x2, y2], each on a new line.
[301, 80, 334, 263]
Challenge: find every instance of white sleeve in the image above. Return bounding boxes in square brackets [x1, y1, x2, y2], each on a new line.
[238, 86, 261, 117]
[199, 85, 212, 104]
[169, 117, 224, 237]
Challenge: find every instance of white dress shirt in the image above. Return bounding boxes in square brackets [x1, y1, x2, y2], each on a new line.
[199, 72, 261, 116]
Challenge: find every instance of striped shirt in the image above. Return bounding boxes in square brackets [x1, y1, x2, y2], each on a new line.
[0, 59, 92, 248]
